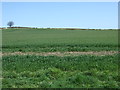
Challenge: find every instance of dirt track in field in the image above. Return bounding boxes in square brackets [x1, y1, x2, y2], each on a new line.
[1, 51, 118, 56]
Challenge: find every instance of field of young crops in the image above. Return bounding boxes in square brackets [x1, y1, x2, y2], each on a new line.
[2, 28, 119, 88]
[2, 28, 118, 52]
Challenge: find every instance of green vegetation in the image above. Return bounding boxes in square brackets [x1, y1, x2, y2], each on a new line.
[2, 55, 119, 88]
[2, 28, 118, 52]
[2, 28, 119, 88]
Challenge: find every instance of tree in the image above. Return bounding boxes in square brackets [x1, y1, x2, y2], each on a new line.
[7, 21, 14, 27]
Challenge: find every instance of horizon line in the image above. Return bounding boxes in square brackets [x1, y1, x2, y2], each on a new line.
[0, 26, 118, 30]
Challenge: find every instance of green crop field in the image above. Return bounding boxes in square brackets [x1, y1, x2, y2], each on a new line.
[2, 28, 119, 88]
[2, 28, 118, 52]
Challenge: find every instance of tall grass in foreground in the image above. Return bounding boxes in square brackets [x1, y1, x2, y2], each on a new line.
[2, 55, 119, 88]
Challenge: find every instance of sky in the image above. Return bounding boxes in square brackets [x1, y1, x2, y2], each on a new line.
[2, 2, 118, 29]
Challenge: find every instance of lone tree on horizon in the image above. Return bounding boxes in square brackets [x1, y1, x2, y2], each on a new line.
[7, 21, 14, 27]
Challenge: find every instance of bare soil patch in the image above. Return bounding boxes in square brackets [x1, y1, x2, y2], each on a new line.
[1, 51, 118, 56]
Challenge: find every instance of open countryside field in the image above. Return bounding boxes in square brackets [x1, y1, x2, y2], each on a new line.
[2, 28, 119, 88]
[2, 28, 118, 52]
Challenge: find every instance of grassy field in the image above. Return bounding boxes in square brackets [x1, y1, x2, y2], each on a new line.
[2, 28, 118, 52]
[2, 28, 119, 88]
